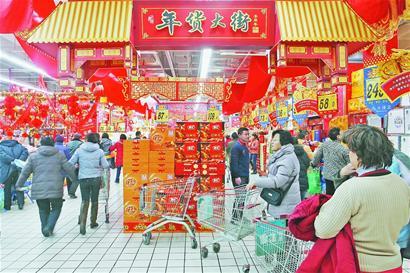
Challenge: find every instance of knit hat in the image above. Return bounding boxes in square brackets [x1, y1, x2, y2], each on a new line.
[73, 133, 81, 140]
[55, 135, 64, 143]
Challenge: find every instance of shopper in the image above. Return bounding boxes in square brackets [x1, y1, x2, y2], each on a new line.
[66, 133, 83, 198]
[100, 133, 112, 156]
[55, 135, 71, 160]
[296, 130, 314, 160]
[314, 125, 410, 273]
[248, 133, 260, 174]
[292, 137, 311, 200]
[109, 134, 126, 183]
[0, 134, 28, 210]
[70, 133, 109, 235]
[247, 130, 300, 218]
[226, 132, 238, 162]
[312, 127, 349, 195]
[230, 128, 250, 187]
[15, 137, 77, 237]
[134, 131, 141, 140]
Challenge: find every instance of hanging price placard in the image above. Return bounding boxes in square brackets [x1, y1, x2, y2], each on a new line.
[364, 66, 400, 118]
[259, 108, 269, 127]
[276, 101, 289, 126]
[365, 77, 388, 102]
[155, 105, 169, 123]
[318, 93, 338, 112]
[277, 103, 288, 119]
[207, 106, 220, 122]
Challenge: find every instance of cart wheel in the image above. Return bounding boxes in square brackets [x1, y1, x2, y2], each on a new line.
[105, 214, 110, 223]
[191, 239, 198, 249]
[146, 232, 152, 240]
[142, 233, 151, 245]
[190, 227, 196, 235]
[201, 247, 209, 259]
[212, 243, 221, 253]
[78, 216, 80, 225]
[242, 264, 250, 273]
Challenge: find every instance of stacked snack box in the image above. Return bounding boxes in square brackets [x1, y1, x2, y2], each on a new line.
[123, 123, 225, 233]
[123, 140, 150, 232]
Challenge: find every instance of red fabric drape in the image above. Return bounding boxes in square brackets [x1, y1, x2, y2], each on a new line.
[0, 0, 33, 33]
[89, 68, 149, 114]
[241, 57, 272, 103]
[223, 83, 246, 115]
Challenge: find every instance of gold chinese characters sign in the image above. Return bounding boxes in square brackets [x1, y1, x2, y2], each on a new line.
[134, 1, 275, 48]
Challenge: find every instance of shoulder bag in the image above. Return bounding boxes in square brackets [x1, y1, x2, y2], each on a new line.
[260, 176, 296, 206]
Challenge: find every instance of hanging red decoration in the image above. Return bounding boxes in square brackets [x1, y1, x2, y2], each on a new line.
[241, 57, 272, 103]
[0, 0, 33, 33]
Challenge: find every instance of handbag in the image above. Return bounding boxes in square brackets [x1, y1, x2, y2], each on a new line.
[260, 176, 296, 206]
[307, 167, 321, 194]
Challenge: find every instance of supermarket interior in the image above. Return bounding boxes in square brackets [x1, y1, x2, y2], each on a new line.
[1, 0, 410, 273]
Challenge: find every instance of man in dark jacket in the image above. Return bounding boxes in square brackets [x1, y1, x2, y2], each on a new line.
[229, 127, 250, 222]
[16, 137, 77, 237]
[66, 133, 82, 198]
[0, 135, 28, 210]
[230, 127, 250, 187]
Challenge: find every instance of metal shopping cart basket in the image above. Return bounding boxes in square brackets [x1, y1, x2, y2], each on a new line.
[99, 168, 110, 223]
[196, 186, 263, 273]
[139, 175, 198, 249]
[254, 218, 313, 273]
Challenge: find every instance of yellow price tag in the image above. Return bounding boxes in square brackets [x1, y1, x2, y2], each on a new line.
[318, 94, 337, 111]
[156, 109, 169, 122]
[365, 77, 388, 101]
[277, 104, 288, 118]
[259, 110, 269, 123]
[207, 108, 220, 122]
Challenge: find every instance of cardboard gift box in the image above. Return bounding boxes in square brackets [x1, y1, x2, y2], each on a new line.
[175, 161, 200, 176]
[123, 150, 149, 163]
[200, 142, 225, 161]
[175, 122, 200, 141]
[123, 162, 149, 174]
[150, 126, 175, 150]
[124, 139, 150, 151]
[175, 142, 200, 161]
[123, 200, 140, 222]
[200, 162, 225, 176]
[149, 150, 175, 163]
[149, 163, 174, 174]
[149, 173, 175, 183]
[200, 175, 224, 190]
[199, 122, 224, 141]
[123, 173, 149, 190]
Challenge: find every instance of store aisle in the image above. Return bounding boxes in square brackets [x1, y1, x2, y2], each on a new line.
[0, 174, 260, 273]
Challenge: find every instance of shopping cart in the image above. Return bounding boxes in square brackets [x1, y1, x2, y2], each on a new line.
[99, 168, 110, 223]
[254, 218, 313, 273]
[139, 175, 198, 248]
[196, 186, 263, 273]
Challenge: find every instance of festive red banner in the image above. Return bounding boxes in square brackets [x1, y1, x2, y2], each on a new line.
[133, 1, 275, 48]
[294, 100, 318, 114]
[381, 71, 410, 102]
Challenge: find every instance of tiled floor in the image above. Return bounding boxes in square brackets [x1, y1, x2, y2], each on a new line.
[0, 174, 261, 273]
[1, 173, 410, 273]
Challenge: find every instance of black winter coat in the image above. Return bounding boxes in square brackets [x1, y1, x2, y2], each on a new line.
[294, 144, 311, 192]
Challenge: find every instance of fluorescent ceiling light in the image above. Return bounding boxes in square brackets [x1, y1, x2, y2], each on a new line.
[0, 75, 52, 94]
[0, 49, 55, 79]
[199, 48, 213, 79]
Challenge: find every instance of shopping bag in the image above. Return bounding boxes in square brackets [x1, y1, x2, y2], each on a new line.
[307, 167, 321, 194]
[99, 169, 110, 201]
[197, 195, 214, 221]
[0, 184, 4, 210]
[255, 219, 287, 256]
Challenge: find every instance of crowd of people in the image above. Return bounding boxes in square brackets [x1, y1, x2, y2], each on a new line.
[0, 131, 138, 237]
[228, 125, 410, 273]
[2, 125, 410, 273]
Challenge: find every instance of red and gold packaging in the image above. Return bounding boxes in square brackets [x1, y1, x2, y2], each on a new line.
[199, 122, 224, 142]
[150, 126, 175, 150]
[149, 150, 175, 163]
[175, 122, 200, 142]
[200, 142, 225, 162]
[175, 142, 200, 161]
[201, 162, 225, 176]
[149, 163, 174, 174]
[149, 173, 175, 183]
[175, 161, 200, 176]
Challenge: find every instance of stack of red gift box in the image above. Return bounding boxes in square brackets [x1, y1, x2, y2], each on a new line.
[175, 122, 225, 224]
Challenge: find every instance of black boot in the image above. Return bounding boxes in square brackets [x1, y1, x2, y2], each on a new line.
[79, 201, 89, 235]
[90, 202, 99, 229]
